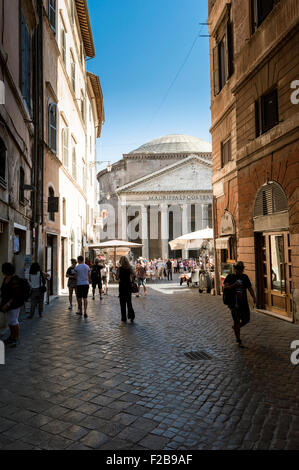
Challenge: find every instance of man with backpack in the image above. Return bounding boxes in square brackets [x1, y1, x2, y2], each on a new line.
[0, 262, 30, 347]
[223, 261, 256, 348]
[91, 258, 104, 300]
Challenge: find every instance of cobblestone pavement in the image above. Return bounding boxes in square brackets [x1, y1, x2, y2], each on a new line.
[0, 278, 298, 450]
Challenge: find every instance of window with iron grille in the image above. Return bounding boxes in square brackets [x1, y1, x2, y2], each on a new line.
[20, 10, 31, 110]
[221, 137, 231, 167]
[48, 187, 55, 221]
[254, 181, 288, 217]
[48, 0, 56, 32]
[48, 103, 57, 153]
[251, 0, 277, 33]
[0, 138, 7, 189]
[255, 88, 278, 136]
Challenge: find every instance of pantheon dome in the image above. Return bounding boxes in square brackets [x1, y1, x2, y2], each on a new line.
[129, 134, 212, 155]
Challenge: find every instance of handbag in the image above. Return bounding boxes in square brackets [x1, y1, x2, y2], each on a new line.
[130, 282, 138, 294]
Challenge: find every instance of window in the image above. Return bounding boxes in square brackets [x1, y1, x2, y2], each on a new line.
[72, 147, 77, 180]
[213, 21, 234, 95]
[62, 128, 69, 167]
[221, 137, 231, 167]
[82, 160, 87, 193]
[255, 88, 278, 136]
[19, 167, 25, 204]
[70, 0, 75, 24]
[254, 181, 288, 217]
[48, 187, 55, 221]
[0, 138, 7, 189]
[62, 198, 66, 225]
[71, 52, 76, 91]
[20, 10, 31, 110]
[48, 103, 57, 152]
[251, 0, 276, 33]
[80, 91, 85, 122]
[61, 29, 66, 65]
[48, 0, 56, 32]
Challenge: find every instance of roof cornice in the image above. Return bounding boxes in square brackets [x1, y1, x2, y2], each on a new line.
[87, 72, 105, 137]
[75, 0, 95, 58]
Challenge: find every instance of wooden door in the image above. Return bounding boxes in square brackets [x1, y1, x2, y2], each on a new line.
[262, 232, 292, 319]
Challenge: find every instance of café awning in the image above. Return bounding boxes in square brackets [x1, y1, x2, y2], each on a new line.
[169, 228, 214, 251]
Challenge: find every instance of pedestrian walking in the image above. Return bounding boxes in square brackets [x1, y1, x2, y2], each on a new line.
[91, 258, 104, 300]
[224, 261, 256, 348]
[166, 259, 173, 281]
[101, 263, 109, 295]
[66, 259, 78, 311]
[135, 261, 147, 297]
[74, 256, 91, 318]
[0, 263, 30, 347]
[116, 256, 135, 323]
[28, 263, 49, 318]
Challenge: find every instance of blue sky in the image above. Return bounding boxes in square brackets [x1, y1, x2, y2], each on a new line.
[87, 0, 211, 165]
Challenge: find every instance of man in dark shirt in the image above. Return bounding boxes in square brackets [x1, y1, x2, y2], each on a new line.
[224, 261, 256, 348]
[166, 259, 173, 281]
[91, 258, 104, 300]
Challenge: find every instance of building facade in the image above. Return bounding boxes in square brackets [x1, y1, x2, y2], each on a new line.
[42, 0, 104, 294]
[98, 134, 213, 259]
[0, 0, 41, 283]
[208, 0, 299, 322]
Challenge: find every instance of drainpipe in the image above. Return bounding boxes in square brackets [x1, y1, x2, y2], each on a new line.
[213, 195, 220, 295]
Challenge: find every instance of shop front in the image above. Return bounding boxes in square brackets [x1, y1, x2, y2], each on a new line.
[254, 182, 293, 321]
[215, 211, 236, 289]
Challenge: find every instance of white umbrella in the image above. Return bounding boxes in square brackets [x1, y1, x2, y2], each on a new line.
[169, 228, 213, 251]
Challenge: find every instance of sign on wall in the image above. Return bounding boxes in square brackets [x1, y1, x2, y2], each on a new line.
[220, 211, 235, 236]
[48, 197, 59, 213]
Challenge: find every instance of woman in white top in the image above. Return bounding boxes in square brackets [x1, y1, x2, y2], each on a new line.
[28, 263, 49, 318]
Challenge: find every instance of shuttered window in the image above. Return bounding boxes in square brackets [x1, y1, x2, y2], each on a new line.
[254, 182, 288, 217]
[61, 29, 66, 64]
[71, 53, 76, 91]
[20, 10, 31, 110]
[48, 187, 55, 221]
[49, 103, 57, 153]
[0, 138, 7, 189]
[221, 137, 231, 167]
[49, 0, 56, 32]
[72, 147, 77, 180]
[255, 88, 278, 136]
[251, 0, 276, 33]
[62, 128, 69, 167]
[213, 21, 234, 95]
[70, 0, 75, 24]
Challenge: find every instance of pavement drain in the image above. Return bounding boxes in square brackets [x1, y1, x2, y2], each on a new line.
[183, 350, 213, 361]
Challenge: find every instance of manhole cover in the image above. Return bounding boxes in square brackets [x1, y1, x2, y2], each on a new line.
[184, 350, 212, 361]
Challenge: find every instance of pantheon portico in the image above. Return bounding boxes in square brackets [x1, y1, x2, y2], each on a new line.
[97, 135, 212, 259]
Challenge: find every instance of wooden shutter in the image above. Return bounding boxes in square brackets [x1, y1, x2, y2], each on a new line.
[213, 46, 220, 96]
[226, 21, 234, 78]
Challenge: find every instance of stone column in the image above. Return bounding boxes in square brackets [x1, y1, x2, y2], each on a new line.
[160, 203, 169, 259]
[181, 203, 189, 259]
[141, 205, 149, 259]
[121, 204, 127, 240]
[202, 203, 207, 229]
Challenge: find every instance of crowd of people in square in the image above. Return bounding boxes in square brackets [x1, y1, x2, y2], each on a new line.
[0, 252, 255, 348]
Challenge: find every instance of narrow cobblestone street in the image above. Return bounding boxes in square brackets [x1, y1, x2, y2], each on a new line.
[0, 279, 298, 450]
